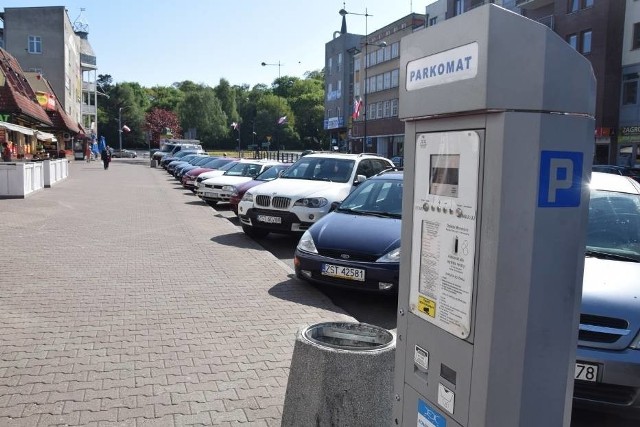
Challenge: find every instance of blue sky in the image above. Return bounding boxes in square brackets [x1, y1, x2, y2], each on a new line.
[3, 0, 436, 88]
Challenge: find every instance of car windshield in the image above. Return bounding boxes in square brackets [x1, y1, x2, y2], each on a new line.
[256, 164, 289, 181]
[160, 144, 176, 153]
[586, 190, 640, 262]
[337, 178, 403, 218]
[281, 157, 355, 183]
[207, 158, 236, 169]
[224, 162, 263, 177]
[192, 156, 212, 166]
[218, 161, 238, 171]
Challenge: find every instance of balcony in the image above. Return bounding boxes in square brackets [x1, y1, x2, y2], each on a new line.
[515, 0, 554, 10]
[81, 104, 97, 115]
[82, 82, 96, 92]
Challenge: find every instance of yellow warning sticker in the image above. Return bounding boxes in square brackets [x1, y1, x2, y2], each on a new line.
[418, 296, 436, 318]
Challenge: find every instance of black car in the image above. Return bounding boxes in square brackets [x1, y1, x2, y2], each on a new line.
[294, 170, 403, 292]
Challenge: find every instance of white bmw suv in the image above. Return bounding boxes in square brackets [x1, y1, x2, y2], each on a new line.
[237, 153, 395, 237]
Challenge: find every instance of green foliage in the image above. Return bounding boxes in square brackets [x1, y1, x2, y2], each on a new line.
[97, 69, 326, 151]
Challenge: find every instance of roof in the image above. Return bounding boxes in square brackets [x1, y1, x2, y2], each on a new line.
[0, 48, 53, 126]
[24, 72, 80, 134]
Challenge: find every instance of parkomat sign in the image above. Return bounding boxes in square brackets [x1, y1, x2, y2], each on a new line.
[406, 42, 478, 91]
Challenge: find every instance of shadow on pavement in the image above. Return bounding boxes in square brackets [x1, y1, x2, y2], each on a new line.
[267, 276, 352, 317]
[209, 232, 257, 249]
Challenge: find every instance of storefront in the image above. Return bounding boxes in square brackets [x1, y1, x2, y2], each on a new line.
[0, 121, 37, 159]
[618, 126, 640, 167]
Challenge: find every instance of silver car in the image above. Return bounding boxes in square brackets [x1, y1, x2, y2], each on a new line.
[573, 172, 640, 418]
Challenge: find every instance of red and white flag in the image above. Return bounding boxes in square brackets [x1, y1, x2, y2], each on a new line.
[277, 116, 288, 125]
[122, 125, 131, 132]
[231, 122, 238, 130]
[352, 98, 362, 119]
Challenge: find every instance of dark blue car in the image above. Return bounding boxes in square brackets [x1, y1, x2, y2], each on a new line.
[294, 170, 402, 292]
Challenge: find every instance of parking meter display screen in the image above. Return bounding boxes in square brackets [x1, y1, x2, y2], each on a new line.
[430, 154, 460, 198]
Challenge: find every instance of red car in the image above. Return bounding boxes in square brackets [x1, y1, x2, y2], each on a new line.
[182, 157, 237, 190]
[229, 163, 292, 215]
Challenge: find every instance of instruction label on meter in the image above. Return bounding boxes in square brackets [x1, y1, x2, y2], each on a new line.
[409, 131, 480, 339]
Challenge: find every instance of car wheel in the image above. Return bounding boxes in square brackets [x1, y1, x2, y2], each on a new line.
[242, 225, 269, 238]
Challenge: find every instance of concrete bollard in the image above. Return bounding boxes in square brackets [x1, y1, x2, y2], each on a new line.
[282, 322, 396, 427]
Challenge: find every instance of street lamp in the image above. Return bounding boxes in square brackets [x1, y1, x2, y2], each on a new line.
[339, 8, 385, 152]
[261, 61, 281, 79]
[118, 106, 129, 152]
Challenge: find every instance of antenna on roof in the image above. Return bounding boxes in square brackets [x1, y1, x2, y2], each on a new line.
[72, 8, 89, 34]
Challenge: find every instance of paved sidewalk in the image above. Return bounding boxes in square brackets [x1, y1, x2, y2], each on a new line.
[0, 158, 354, 426]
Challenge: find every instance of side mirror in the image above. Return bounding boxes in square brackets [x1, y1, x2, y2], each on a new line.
[354, 174, 367, 185]
[330, 201, 341, 212]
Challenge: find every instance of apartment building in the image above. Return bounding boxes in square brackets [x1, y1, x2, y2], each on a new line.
[619, 0, 640, 167]
[325, 12, 425, 156]
[1, 6, 98, 149]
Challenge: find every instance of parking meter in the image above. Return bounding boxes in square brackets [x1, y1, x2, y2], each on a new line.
[393, 5, 595, 427]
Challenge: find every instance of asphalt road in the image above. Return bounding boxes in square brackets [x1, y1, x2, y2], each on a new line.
[164, 178, 634, 427]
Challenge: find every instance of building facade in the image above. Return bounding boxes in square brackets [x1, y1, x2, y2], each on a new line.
[325, 12, 425, 156]
[1, 6, 97, 150]
[618, 0, 640, 167]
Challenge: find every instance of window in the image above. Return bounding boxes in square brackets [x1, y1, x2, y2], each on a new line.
[581, 30, 592, 54]
[377, 102, 383, 119]
[391, 99, 399, 117]
[328, 57, 333, 75]
[376, 75, 383, 92]
[623, 74, 639, 105]
[567, 34, 577, 50]
[28, 35, 42, 54]
[383, 100, 391, 118]
[384, 45, 391, 61]
[633, 23, 640, 50]
[391, 42, 399, 59]
[391, 69, 399, 88]
[376, 48, 384, 64]
[368, 103, 375, 120]
[429, 17, 438, 26]
[454, 0, 463, 16]
[584, 0, 593, 7]
[337, 53, 343, 72]
[568, 0, 579, 12]
[384, 72, 391, 90]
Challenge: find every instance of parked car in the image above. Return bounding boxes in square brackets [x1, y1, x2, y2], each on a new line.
[160, 150, 200, 168]
[237, 153, 395, 237]
[229, 163, 292, 215]
[197, 160, 282, 206]
[182, 157, 237, 191]
[112, 149, 137, 158]
[175, 156, 214, 180]
[572, 172, 640, 417]
[592, 164, 640, 183]
[390, 156, 404, 168]
[166, 154, 205, 175]
[294, 170, 402, 292]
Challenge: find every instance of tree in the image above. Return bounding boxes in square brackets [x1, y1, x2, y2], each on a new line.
[144, 108, 182, 148]
[177, 88, 227, 149]
[146, 86, 184, 112]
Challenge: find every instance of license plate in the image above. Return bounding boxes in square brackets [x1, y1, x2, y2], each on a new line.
[257, 215, 281, 224]
[204, 191, 219, 198]
[575, 362, 599, 382]
[321, 264, 365, 281]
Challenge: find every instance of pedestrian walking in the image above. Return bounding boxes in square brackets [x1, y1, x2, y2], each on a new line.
[1, 142, 11, 162]
[85, 142, 91, 162]
[101, 147, 111, 170]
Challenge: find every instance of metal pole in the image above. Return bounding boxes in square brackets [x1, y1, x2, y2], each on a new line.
[364, 9, 368, 153]
[237, 126, 241, 159]
[118, 107, 123, 152]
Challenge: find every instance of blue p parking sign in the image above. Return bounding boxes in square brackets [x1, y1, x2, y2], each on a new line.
[538, 151, 583, 208]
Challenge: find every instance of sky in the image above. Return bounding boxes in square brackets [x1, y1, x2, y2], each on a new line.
[3, 0, 437, 89]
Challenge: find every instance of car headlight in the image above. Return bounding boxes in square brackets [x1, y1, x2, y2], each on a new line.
[294, 197, 328, 208]
[631, 332, 640, 350]
[297, 230, 318, 254]
[222, 185, 235, 193]
[376, 247, 400, 263]
[242, 193, 254, 202]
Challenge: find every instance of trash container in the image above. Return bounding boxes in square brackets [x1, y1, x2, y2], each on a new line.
[282, 322, 396, 426]
[150, 159, 157, 168]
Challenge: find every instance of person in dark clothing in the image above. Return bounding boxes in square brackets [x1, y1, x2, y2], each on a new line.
[101, 148, 111, 170]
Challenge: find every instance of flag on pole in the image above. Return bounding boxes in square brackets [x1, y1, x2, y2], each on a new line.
[352, 98, 362, 120]
[277, 116, 288, 125]
[122, 125, 131, 132]
[231, 122, 238, 130]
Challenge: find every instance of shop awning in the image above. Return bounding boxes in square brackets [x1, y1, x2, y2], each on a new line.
[0, 121, 35, 136]
[35, 131, 56, 141]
